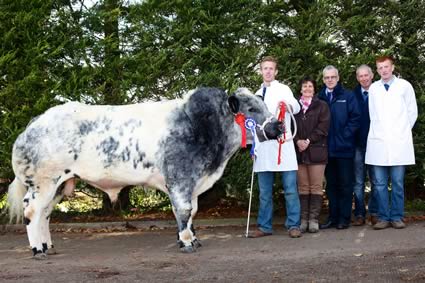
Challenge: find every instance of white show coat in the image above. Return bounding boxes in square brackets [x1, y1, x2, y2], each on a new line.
[254, 80, 300, 172]
[365, 77, 418, 166]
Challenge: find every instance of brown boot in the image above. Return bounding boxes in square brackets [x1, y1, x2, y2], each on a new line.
[353, 217, 365, 226]
[369, 215, 378, 225]
[308, 194, 322, 233]
[299, 194, 309, 233]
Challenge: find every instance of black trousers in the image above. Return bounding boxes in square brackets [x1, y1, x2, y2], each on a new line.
[325, 157, 354, 225]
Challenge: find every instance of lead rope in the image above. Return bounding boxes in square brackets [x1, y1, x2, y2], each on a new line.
[276, 101, 297, 164]
[277, 102, 286, 165]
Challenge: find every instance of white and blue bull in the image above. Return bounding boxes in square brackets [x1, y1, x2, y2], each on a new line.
[8, 87, 283, 259]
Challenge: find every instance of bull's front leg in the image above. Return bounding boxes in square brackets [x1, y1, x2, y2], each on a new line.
[189, 197, 202, 248]
[169, 189, 196, 253]
[175, 196, 202, 249]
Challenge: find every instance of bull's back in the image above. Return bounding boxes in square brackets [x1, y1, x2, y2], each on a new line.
[12, 100, 182, 189]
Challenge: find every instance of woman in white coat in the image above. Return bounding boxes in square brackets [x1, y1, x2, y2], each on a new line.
[366, 56, 417, 230]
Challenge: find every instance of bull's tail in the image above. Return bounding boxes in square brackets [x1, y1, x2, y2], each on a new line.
[7, 178, 27, 223]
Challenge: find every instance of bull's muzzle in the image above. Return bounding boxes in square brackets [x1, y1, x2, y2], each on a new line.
[257, 116, 284, 141]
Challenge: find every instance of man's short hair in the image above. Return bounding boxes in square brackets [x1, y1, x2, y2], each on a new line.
[260, 56, 278, 69]
[356, 64, 373, 76]
[376, 55, 394, 64]
[322, 65, 339, 76]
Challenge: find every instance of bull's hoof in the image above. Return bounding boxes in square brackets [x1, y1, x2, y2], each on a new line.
[193, 239, 202, 248]
[177, 240, 184, 249]
[180, 245, 196, 253]
[46, 247, 57, 255]
[33, 252, 48, 260]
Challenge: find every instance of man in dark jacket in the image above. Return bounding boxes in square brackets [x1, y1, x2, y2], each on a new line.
[318, 65, 361, 229]
[352, 64, 378, 226]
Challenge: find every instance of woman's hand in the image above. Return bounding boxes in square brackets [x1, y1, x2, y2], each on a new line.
[296, 139, 310, 152]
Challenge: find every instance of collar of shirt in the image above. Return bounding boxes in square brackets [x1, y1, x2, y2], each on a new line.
[326, 88, 334, 94]
[381, 76, 395, 86]
[262, 80, 279, 88]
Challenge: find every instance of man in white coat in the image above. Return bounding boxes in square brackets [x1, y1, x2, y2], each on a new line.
[366, 55, 417, 230]
[248, 56, 302, 238]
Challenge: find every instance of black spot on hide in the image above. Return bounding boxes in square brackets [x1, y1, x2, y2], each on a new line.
[123, 119, 143, 134]
[97, 136, 119, 165]
[143, 161, 153, 169]
[25, 179, 34, 187]
[14, 127, 47, 166]
[121, 147, 131, 162]
[24, 166, 31, 175]
[132, 142, 146, 169]
[79, 120, 98, 136]
[42, 243, 48, 253]
[64, 169, 71, 174]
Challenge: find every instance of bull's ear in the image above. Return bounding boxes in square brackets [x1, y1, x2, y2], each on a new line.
[228, 95, 239, 114]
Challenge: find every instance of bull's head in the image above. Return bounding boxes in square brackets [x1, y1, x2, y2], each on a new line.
[228, 88, 283, 143]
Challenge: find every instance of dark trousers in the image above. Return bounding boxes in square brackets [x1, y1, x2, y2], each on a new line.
[325, 157, 354, 225]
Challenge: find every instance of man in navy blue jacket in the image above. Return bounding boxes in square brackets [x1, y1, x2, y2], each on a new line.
[318, 65, 361, 229]
[352, 65, 378, 226]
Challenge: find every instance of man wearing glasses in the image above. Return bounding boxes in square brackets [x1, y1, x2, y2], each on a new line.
[318, 65, 361, 229]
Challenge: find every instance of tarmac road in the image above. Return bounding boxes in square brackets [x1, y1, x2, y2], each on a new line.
[1, 220, 424, 282]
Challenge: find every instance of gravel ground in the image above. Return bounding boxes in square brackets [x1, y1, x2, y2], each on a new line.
[1, 221, 424, 282]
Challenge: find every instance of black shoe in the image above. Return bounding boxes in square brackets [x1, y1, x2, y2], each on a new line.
[319, 221, 337, 229]
[336, 223, 349, 229]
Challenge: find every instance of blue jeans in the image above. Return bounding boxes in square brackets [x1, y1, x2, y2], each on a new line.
[257, 171, 300, 233]
[370, 165, 406, 222]
[325, 157, 354, 225]
[353, 147, 378, 218]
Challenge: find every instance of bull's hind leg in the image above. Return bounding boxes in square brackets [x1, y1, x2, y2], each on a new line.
[170, 190, 196, 253]
[24, 189, 48, 259]
[41, 194, 63, 255]
[40, 178, 75, 256]
[24, 180, 61, 260]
